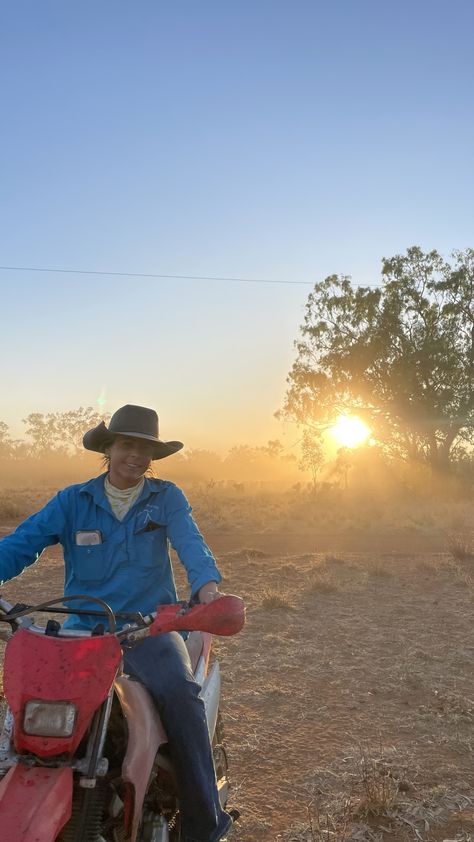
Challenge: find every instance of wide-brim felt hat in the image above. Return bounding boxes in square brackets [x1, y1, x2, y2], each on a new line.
[83, 404, 184, 461]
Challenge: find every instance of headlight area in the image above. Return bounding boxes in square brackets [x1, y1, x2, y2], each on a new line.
[23, 700, 77, 737]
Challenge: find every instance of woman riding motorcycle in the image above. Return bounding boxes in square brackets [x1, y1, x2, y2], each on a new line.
[0, 404, 234, 842]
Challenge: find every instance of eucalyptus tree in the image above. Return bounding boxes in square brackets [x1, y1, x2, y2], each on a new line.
[23, 407, 110, 457]
[281, 247, 474, 469]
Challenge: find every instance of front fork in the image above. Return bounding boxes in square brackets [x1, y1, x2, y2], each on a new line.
[56, 687, 116, 842]
[79, 686, 115, 784]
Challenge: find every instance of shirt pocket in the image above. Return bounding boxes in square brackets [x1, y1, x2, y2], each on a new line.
[71, 543, 109, 583]
[133, 523, 168, 569]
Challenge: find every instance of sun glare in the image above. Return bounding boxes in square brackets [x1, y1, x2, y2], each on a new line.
[329, 415, 371, 448]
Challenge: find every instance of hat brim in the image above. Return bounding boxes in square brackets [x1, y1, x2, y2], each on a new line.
[83, 422, 183, 461]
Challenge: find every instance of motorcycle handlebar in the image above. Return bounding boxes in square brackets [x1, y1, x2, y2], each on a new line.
[0, 594, 246, 640]
[0, 596, 13, 614]
[149, 595, 246, 637]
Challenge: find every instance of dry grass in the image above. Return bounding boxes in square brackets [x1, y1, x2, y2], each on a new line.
[284, 802, 352, 842]
[3, 488, 474, 842]
[353, 748, 399, 817]
[447, 535, 474, 563]
[366, 561, 392, 578]
[282, 746, 403, 842]
[2, 483, 474, 548]
[307, 569, 341, 593]
[260, 588, 294, 610]
[323, 554, 347, 566]
[0, 495, 27, 522]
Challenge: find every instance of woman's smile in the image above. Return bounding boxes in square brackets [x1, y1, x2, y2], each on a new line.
[106, 436, 155, 488]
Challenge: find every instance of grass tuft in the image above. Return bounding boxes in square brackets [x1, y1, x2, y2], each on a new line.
[307, 570, 340, 593]
[260, 588, 293, 610]
[353, 748, 399, 817]
[447, 535, 474, 563]
[282, 801, 351, 842]
[367, 560, 392, 578]
[323, 554, 346, 566]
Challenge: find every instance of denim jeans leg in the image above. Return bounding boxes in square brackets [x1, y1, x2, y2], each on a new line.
[122, 632, 232, 842]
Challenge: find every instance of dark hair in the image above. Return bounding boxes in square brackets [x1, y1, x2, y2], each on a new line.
[100, 436, 115, 471]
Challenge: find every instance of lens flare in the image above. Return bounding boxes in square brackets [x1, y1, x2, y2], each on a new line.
[329, 415, 371, 448]
[97, 388, 107, 409]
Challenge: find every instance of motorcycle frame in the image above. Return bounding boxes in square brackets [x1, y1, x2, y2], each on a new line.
[0, 620, 222, 842]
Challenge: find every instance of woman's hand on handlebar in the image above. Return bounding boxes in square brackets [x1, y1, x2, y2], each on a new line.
[197, 581, 225, 604]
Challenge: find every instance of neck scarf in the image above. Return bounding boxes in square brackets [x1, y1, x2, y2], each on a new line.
[104, 475, 145, 521]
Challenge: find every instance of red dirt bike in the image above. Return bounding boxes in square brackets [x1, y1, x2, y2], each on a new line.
[0, 592, 245, 842]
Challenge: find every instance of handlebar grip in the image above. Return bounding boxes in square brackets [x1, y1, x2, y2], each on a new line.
[149, 595, 246, 637]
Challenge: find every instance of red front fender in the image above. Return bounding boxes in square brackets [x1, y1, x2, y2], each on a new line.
[0, 765, 73, 841]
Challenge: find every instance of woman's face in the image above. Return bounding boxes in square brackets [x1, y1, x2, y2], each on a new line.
[105, 435, 154, 489]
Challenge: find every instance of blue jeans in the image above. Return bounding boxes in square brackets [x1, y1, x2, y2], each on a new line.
[122, 633, 232, 842]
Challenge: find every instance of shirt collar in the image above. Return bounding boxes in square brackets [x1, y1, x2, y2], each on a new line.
[79, 474, 167, 508]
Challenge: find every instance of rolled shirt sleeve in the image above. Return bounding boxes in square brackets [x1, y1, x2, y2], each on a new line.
[163, 485, 222, 597]
[0, 493, 66, 585]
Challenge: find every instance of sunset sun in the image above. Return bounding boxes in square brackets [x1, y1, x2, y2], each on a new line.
[329, 415, 371, 448]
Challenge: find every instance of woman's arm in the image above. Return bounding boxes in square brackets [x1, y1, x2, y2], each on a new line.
[0, 492, 66, 584]
[163, 484, 223, 599]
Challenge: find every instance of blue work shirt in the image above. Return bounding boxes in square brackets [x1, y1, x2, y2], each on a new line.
[0, 475, 221, 630]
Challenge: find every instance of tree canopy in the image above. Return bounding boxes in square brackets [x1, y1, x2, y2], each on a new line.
[281, 246, 474, 468]
[21, 407, 110, 457]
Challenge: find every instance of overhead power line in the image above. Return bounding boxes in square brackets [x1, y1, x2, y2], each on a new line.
[0, 264, 313, 285]
[0, 264, 382, 288]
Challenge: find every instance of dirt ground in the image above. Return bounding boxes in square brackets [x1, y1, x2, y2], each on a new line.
[2, 492, 474, 842]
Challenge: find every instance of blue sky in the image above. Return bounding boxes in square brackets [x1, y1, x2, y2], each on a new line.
[0, 1, 473, 452]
